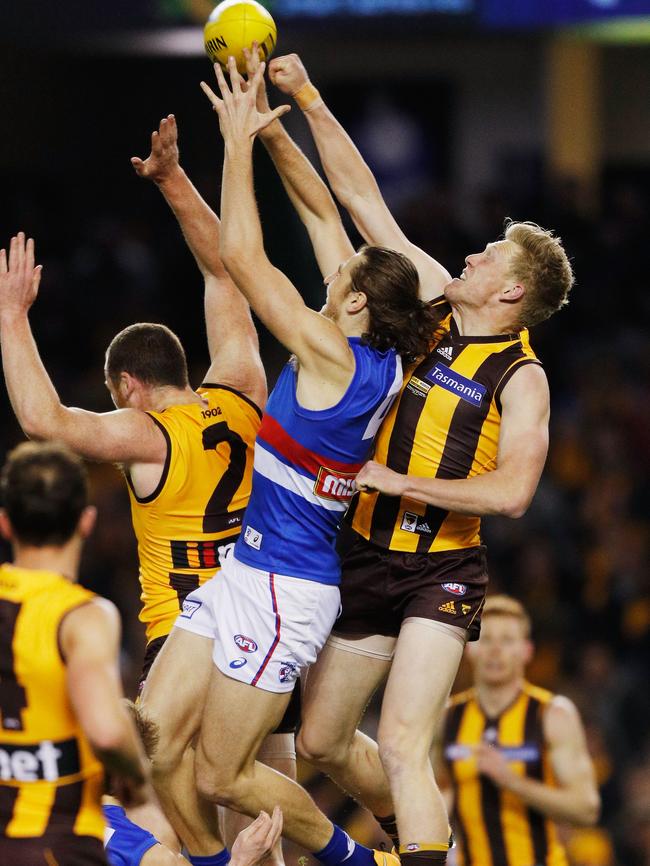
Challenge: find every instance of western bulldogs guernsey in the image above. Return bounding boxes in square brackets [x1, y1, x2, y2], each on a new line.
[234, 338, 402, 585]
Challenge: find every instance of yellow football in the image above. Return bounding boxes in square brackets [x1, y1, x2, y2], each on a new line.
[204, 0, 277, 74]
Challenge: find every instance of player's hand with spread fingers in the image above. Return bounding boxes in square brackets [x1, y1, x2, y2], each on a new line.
[201, 57, 290, 147]
[130, 114, 182, 185]
[268, 53, 310, 96]
[0, 233, 43, 321]
[230, 806, 283, 866]
[355, 460, 407, 497]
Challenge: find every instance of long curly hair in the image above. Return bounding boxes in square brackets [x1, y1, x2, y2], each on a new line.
[349, 245, 445, 364]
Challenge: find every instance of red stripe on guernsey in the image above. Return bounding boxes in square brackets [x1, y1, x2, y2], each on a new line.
[251, 574, 281, 687]
[258, 414, 364, 477]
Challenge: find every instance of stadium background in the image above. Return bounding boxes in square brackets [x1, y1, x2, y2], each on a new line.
[0, 2, 649, 863]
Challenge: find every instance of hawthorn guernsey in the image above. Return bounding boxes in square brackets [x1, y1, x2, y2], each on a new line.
[234, 338, 403, 583]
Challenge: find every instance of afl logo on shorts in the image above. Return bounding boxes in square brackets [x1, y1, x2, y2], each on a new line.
[234, 634, 258, 653]
[442, 582, 467, 596]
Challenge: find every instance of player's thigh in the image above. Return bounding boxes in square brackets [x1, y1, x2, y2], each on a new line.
[139, 626, 214, 755]
[299, 634, 393, 760]
[378, 619, 465, 757]
[196, 665, 291, 778]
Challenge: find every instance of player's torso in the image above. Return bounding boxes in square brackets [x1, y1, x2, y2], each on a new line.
[443, 684, 568, 866]
[0, 564, 104, 841]
[350, 313, 540, 553]
[236, 339, 403, 584]
[127, 384, 261, 642]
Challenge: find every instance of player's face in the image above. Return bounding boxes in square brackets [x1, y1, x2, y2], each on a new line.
[322, 252, 362, 320]
[445, 240, 517, 306]
[469, 615, 532, 687]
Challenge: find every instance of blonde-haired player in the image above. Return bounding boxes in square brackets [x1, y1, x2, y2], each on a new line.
[435, 595, 600, 866]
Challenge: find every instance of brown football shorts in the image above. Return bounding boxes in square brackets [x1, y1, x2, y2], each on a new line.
[335, 529, 488, 641]
[0, 833, 108, 866]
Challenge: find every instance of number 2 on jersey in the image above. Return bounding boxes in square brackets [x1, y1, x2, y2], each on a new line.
[201, 421, 248, 534]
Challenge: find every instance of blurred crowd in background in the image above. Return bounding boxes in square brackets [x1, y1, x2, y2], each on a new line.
[1, 40, 649, 866]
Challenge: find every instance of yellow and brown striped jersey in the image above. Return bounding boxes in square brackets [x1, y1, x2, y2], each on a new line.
[127, 384, 261, 643]
[0, 564, 105, 841]
[443, 683, 568, 866]
[348, 303, 540, 552]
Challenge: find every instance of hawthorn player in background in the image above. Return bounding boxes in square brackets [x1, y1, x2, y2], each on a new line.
[262, 53, 575, 866]
[436, 595, 599, 866]
[0, 442, 150, 866]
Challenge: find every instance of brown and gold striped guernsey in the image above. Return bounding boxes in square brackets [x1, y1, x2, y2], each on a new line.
[443, 683, 568, 866]
[348, 301, 540, 552]
[127, 384, 261, 642]
[0, 564, 105, 842]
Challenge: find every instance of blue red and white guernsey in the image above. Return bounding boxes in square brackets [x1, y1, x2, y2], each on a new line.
[234, 338, 403, 585]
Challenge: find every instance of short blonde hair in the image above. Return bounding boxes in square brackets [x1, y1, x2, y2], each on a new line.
[482, 594, 531, 638]
[505, 220, 574, 329]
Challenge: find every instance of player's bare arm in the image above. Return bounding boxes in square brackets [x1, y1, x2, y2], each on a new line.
[0, 234, 167, 465]
[356, 363, 550, 518]
[268, 53, 452, 301]
[202, 59, 357, 393]
[131, 114, 266, 407]
[245, 46, 354, 278]
[60, 597, 151, 807]
[476, 696, 600, 826]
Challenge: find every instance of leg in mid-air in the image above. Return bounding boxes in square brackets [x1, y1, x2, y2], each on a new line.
[297, 636, 396, 837]
[139, 627, 226, 860]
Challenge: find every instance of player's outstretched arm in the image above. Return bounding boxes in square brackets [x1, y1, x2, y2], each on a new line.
[268, 54, 452, 301]
[131, 116, 266, 407]
[202, 59, 354, 384]
[245, 47, 354, 279]
[476, 696, 600, 826]
[60, 598, 152, 807]
[356, 363, 550, 517]
[0, 234, 167, 464]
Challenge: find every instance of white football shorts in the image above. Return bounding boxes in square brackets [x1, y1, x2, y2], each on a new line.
[173, 547, 341, 693]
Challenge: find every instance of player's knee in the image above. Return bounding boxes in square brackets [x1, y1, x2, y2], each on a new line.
[378, 726, 423, 775]
[296, 725, 349, 769]
[194, 753, 242, 808]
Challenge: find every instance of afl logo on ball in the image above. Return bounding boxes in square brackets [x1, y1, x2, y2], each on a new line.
[442, 582, 467, 596]
[234, 634, 258, 653]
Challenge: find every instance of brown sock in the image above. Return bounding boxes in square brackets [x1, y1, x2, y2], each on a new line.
[399, 843, 448, 866]
[374, 814, 400, 850]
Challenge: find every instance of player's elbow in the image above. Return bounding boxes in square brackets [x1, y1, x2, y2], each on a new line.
[577, 789, 601, 826]
[498, 483, 535, 519]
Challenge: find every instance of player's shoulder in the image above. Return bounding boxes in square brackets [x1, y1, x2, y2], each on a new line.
[522, 680, 555, 705]
[196, 383, 263, 421]
[447, 687, 476, 709]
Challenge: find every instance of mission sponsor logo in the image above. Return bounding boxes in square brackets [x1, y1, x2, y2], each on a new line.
[0, 738, 80, 782]
[314, 466, 357, 501]
[234, 634, 258, 653]
[426, 363, 487, 406]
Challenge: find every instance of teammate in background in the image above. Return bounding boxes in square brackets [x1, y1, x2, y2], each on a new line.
[0, 442, 150, 866]
[436, 595, 599, 866]
[139, 58, 436, 866]
[262, 54, 575, 866]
